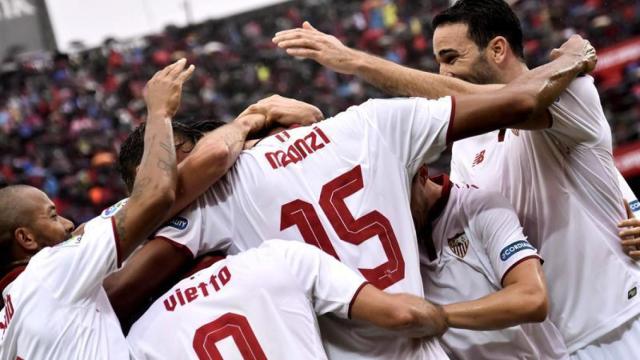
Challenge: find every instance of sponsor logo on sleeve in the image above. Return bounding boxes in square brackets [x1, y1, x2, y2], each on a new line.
[500, 240, 536, 261]
[630, 200, 640, 213]
[100, 199, 128, 218]
[447, 232, 469, 258]
[166, 216, 188, 230]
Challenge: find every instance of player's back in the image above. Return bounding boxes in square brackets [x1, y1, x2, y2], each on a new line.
[160, 97, 453, 359]
[127, 240, 365, 360]
[450, 76, 640, 351]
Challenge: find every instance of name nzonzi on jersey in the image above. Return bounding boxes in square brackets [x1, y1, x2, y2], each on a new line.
[264, 126, 331, 170]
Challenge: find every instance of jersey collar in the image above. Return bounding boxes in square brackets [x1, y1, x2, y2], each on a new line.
[427, 174, 453, 223]
[0, 265, 27, 295]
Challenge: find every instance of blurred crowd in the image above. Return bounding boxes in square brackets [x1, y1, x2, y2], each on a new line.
[0, 0, 638, 223]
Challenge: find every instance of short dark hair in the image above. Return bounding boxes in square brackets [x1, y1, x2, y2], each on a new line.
[118, 117, 226, 192]
[0, 185, 35, 271]
[432, 0, 525, 60]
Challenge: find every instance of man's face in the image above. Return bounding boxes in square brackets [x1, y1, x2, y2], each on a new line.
[22, 188, 75, 248]
[433, 23, 499, 85]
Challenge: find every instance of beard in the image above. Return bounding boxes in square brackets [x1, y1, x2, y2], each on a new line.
[463, 53, 501, 85]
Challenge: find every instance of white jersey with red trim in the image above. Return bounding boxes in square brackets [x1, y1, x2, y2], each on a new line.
[449, 76, 640, 351]
[154, 97, 454, 359]
[127, 240, 367, 360]
[421, 177, 568, 359]
[0, 203, 126, 360]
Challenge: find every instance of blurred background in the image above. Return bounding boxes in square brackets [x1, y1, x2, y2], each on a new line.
[0, 0, 638, 223]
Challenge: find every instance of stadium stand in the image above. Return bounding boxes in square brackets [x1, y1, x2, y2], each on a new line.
[0, 0, 638, 222]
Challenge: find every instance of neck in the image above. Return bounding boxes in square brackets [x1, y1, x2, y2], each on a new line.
[498, 59, 529, 84]
[425, 181, 443, 213]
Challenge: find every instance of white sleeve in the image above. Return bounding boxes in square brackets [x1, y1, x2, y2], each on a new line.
[356, 96, 454, 175]
[617, 169, 640, 218]
[466, 191, 541, 285]
[264, 240, 367, 319]
[43, 213, 121, 303]
[547, 76, 608, 145]
[154, 191, 233, 258]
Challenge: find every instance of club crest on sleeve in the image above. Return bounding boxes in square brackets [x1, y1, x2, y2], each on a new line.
[57, 235, 83, 248]
[500, 240, 535, 261]
[100, 198, 128, 218]
[448, 232, 469, 258]
[166, 216, 188, 230]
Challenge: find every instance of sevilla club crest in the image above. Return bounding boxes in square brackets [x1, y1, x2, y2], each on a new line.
[448, 233, 469, 258]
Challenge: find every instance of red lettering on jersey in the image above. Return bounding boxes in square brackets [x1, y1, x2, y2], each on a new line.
[264, 127, 331, 170]
[185, 287, 198, 303]
[163, 267, 233, 312]
[218, 266, 231, 286]
[472, 150, 486, 167]
[511, 129, 520, 136]
[1, 295, 14, 333]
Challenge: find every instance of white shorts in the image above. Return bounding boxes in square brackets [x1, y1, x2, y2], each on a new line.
[570, 314, 640, 360]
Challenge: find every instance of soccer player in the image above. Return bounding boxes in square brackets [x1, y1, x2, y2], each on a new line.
[411, 166, 568, 359]
[127, 240, 447, 359]
[273, 1, 639, 357]
[115, 36, 595, 359]
[0, 58, 193, 359]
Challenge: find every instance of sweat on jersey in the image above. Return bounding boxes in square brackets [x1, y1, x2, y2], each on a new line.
[153, 97, 455, 360]
[127, 240, 367, 359]
[449, 76, 640, 352]
[420, 175, 568, 359]
[0, 201, 127, 360]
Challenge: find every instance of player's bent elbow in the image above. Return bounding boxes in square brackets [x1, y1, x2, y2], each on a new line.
[521, 286, 549, 323]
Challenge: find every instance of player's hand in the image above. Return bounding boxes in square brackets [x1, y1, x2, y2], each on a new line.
[144, 58, 195, 118]
[273, 21, 361, 75]
[242, 94, 324, 131]
[392, 293, 448, 338]
[549, 34, 597, 74]
[619, 218, 640, 260]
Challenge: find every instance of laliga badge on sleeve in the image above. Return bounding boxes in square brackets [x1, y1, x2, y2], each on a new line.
[101, 198, 128, 218]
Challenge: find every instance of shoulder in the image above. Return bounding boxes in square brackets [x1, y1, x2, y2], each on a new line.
[99, 198, 128, 219]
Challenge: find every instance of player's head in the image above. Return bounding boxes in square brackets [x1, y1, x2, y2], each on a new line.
[432, 0, 525, 84]
[118, 117, 225, 193]
[0, 185, 74, 271]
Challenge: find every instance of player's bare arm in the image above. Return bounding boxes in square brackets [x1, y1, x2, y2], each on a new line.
[442, 258, 548, 330]
[450, 35, 596, 141]
[350, 284, 448, 337]
[273, 21, 499, 99]
[113, 59, 194, 259]
[171, 95, 323, 217]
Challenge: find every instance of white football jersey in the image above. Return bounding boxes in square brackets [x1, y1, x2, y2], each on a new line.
[0, 204, 127, 360]
[155, 97, 454, 359]
[449, 76, 640, 352]
[127, 240, 367, 360]
[420, 176, 568, 359]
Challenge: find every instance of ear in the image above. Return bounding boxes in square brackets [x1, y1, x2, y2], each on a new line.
[488, 36, 508, 64]
[14, 227, 39, 252]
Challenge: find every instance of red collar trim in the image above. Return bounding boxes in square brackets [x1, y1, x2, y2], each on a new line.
[427, 174, 453, 223]
[0, 265, 26, 294]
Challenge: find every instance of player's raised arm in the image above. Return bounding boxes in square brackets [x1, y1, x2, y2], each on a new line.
[169, 95, 323, 217]
[273, 22, 494, 99]
[449, 35, 596, 141]
[113, 59, 193, 259]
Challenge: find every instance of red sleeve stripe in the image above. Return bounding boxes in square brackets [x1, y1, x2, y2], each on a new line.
[348, 282, 370, 319]
[445, 96, 457, 145]
[110, 217, 123, 268]
[155, 236, 196, 259]
[500, 255, 543, 287]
